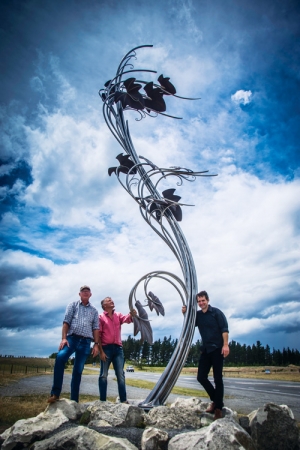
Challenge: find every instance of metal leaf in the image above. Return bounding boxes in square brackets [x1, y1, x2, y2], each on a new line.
[135, 300, 148, 319]
[134, 300, 153, 344]
[133, 316, 141, 337]
[148, 291, 165, 316]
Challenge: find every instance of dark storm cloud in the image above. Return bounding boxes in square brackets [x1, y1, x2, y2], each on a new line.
[0, 303, 64, 330]
[0, 160, 33, 215]
[0, 256, 50, 294]
[0, 252, 65, 330]
[230, 282, 300, 321]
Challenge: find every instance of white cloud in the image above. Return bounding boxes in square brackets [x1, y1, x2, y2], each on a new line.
[231, 90, 252, 105]
[2, 164, 299, 353]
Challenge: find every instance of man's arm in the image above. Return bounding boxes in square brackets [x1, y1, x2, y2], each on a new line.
[221, 332, 230, 357]
[58, 322, 70, 350]
[119, 309, 137, 325]
[91, 329, 106, 360]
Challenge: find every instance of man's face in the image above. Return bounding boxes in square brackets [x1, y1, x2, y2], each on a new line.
[103, 297, 115, 310]
[79, 288, 92, 303]
[197, 296, 209, 312]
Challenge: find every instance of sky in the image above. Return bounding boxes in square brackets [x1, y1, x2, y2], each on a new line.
[0, 0, 299, 358]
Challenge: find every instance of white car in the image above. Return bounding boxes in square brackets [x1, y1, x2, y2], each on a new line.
[126, 366, 134, 372]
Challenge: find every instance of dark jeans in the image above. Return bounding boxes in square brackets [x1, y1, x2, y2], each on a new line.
[51, 335, 91, 402]
[197, 347, 224, 410]
[99, 344, 127, 402]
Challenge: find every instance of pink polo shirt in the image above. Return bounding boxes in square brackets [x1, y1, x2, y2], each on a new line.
[99, 310, 132, 346]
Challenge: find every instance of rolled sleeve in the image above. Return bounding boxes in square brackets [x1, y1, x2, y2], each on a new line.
[119, 313, 132, 325]
[216, 310, 229, 334]
[92, 310, 99, 330]
[63, 302, 75, 325]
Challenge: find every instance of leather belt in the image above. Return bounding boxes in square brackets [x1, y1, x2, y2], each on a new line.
[70, 334, 91, 339]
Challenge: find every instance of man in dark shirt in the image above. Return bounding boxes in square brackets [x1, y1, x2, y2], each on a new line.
[182, 290, 229, 420]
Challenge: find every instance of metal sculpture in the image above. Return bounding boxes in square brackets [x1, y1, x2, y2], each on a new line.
[100, 45, 215, 409]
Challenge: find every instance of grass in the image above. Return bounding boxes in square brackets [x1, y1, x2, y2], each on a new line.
[125, 365, 300, 383]
[124, 377, 208, 398]
[0, 392, 115, 434]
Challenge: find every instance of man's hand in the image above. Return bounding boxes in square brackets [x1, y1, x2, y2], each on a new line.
[58, 338, 69, 351]
[222, 344, 230, 358]
[91, 344, 100, 358]
[130, 309, 137, 317]
[99, 350, 107, 362]
[182, 305, 187, 314]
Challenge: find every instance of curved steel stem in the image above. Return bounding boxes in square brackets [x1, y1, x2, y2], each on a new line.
[100, 45, 215, 408]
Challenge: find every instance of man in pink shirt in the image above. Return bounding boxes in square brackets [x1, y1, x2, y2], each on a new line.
[98, 296, 136, 403]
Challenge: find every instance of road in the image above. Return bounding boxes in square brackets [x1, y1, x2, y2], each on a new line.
[123, 370, 300, 419]
[1, 369, 299, 420]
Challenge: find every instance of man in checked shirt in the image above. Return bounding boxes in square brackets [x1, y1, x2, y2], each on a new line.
[48, 285, 105, 403]
[98, 297, 137, 403]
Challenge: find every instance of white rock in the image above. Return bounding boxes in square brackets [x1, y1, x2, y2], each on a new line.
[0, 410, 68, 450]
[141, 427, 169, 450]
[88, 401, 144, 427]
[30, 425, 138, 449]
[170, 397, 208, 412]
[145, 405, 202, 429]
[249, 403, 299, 450]
[168, 417, 256, 450]
[279, 404, 294, 419]
[89, 419, 113, 427]
[46, 398, 81, 420]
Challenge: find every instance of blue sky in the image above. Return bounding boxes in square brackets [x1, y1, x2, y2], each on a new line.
[0, 0, 299, 357]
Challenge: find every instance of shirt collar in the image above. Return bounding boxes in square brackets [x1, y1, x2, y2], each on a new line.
[103, 309, 115, 315]
[80, 300, 90, 306]
[200, 304, 212, 314]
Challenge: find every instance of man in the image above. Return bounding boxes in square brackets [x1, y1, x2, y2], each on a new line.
[48, 285, 104, 403]
[98, 297, 136, 403]
[182, 290, 229, 420]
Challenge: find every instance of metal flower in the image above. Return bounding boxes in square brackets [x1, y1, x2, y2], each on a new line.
[108, 153, 137, 176]
[144, 82, 166, 113]
[114, 77, 145, 110]
[157, 74, 176, 95]
[149, 188, 182, 222]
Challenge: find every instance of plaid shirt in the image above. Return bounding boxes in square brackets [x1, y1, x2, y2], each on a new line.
[64, 300, 99, 339]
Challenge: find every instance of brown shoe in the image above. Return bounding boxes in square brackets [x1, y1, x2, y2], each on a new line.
[214, 408, 223, 420]
[47, 394, 59, 404]
[205, 402, 216, 414]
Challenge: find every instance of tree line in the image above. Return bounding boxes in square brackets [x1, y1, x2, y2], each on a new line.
[118, 336, 300, 367]
[53, 335, 299, 367]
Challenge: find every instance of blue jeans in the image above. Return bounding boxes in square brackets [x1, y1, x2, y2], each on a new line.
[197, 347, 224, 410]
[99, 344, 127, 402]
[51, 335, 91, 402]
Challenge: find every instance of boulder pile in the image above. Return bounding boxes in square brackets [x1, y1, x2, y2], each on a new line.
[0, 397, 299, 449]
